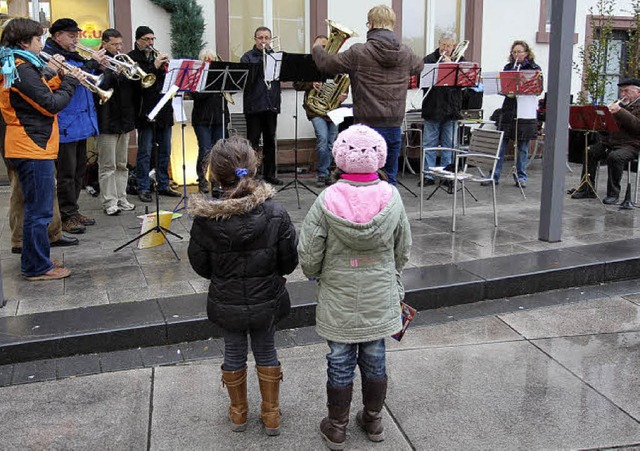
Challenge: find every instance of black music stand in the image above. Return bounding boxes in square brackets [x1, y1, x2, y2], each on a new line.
[114, 85, 183, 259]
[498, 70, 543, 199]
[568, 105, 619, 203]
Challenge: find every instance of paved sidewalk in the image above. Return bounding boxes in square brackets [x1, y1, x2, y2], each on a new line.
[0, 285, 639, 450]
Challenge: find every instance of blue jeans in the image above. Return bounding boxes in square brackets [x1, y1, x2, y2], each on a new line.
[311, 116, 338, 178]
[422, 120, 457, 179]
[9, 159, 55, 277]
[193, 124, 227, 182]
[493, 138, 529, 183]
[326, 339, 386, 388]
[222, 325, 278, 371]
[136, 126, 172, 192]
[373, 126, 402, 186]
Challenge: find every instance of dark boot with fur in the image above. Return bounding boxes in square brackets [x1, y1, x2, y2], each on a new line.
[320, 383, 353, 450]
[356, 376, 387, 442]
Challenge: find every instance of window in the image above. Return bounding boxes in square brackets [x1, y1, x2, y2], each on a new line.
[600, 30, 628, 103]
[402, 0, 463, 57]
[229, 0, 306, 62]
[537, 0, 578, 44]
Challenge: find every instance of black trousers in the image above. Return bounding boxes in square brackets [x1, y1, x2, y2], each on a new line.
[57, 139, 87, 220]
[246, 112, 278, 179]
[587, 143, 638, 197]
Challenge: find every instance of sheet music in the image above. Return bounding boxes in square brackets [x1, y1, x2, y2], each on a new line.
[162, 59, 209, 93]
[264, 51, 284, 82]
[516, 96, 538, 119]
[327, 107, 353, 126]
[418, 63, 438, 89]
[482, 71, 500, 95]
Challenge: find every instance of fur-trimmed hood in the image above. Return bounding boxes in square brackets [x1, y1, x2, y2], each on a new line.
[187, 182, 276, 220]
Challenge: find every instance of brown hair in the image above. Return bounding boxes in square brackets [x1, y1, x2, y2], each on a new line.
[1, 17, 43, 47]
[206, 135, 261, 199]
[508, 40, 535, 63]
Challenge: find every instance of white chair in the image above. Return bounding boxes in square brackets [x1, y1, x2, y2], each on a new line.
[420, 128, 504, 231]
[401, 110, 423, 176]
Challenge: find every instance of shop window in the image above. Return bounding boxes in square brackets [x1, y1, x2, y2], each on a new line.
[35, 0, 111, 49]
[229, 0, 306, 62]
[402, 0, 462, 58]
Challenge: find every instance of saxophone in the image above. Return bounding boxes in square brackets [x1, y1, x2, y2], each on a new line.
[305, 20, 356, 116]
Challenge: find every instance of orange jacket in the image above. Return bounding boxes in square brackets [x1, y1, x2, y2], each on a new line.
[0, 58, 79, 159]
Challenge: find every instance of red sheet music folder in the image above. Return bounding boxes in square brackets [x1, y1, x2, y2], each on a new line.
[174, 60, 207, 92]
[499, 70, 543, 96]
[569, 105, 619, 132]
[436, 62, 480, 87]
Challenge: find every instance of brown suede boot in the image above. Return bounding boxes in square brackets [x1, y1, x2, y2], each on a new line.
[221, 365, 248, 432]
[320, 383, 353, 450]
[356, 376, 387, 442]
[256, 364, 283, 436]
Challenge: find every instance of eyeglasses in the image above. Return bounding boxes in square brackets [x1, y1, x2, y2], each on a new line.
[512, 50, 526, 54]
[140, 37, 156, 42]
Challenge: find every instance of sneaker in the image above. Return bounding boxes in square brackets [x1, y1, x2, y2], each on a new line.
[62, 216, 86, 234]
[104, 205, 121, 216]
[118, 199, 136, 211]
[23, 266, 71, 281]
[74, 212, 96, 226]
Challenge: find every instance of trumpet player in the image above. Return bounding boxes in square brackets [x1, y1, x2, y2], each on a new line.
[44, 18, 107, 234]
[241, 26, 283, 185]
[419, 32, 466, 187]
[95, 29, 136, 215]
[191, 48, 230, 194]
[128, 26, 179, 202]
[572, 79, 640, 204]
[1, 18, 83, 280]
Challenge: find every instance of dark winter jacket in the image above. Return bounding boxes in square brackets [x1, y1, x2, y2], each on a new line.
[498, 59, 542, 140]
[127, 46, 174, 129]
[312, 28, 423, 128]
[0, 58, 78, 159]
[605, 99, 640, 150]
[191, 92, 230, 126]
[43, 38, 100, 143]
[95, 51, 136, 134]
[187, 183, 298, 331]
[240, 46, 281, 115]
[421, 48, 465, 122]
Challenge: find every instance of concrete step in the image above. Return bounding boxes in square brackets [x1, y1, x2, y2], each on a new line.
[2, 238, 640, 365]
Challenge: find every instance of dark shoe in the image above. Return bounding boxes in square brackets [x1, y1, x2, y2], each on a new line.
[265, 177, 283, 186]
[158, 187, 181, 197]
[139, 192, 152, 203]
[325, 177, 335, 186]
[320, 383, 353, 450]
[356, 376, 387, 442]
[603, 196, 620, 205]
[198, 180, 209, 194]
[570, 188, 597, 199]
[11, 247, 21, 254]
[62, 216, 86, 234]
[515, 181, 526, 188]
[74, 213, 95, 226]
[317, 176, 328, 187]
[417, 178, 435, 187]
[480, 180, 496, 187]
[50, 235, 79, 247]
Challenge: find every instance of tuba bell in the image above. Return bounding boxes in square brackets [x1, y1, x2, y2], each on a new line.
[305, 20, 356, 116]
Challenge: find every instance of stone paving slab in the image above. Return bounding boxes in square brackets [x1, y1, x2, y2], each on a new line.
[0, 369, 151, 450]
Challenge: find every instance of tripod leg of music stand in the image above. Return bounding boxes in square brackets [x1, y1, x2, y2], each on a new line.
[157, 226, 181, 260]
[113, 227, 158, 253]
[397, 179, 418, 197]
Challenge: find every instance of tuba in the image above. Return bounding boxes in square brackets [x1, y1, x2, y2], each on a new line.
[305, 20, 356, 116]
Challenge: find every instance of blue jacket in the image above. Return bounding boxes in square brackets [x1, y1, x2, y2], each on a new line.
[240, 46, 281, 115]
[44, 38, 99, 143]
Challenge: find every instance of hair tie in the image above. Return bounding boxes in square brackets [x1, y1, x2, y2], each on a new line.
[235, 168, 249, 178]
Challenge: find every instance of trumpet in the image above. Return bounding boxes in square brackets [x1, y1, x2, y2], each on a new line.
[40, 51, 113, 104]
[77, 44, 156, 88]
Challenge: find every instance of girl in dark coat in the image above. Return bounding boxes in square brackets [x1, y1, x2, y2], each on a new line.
[491, 40, 542, 186]
[187, 136, 298, 435]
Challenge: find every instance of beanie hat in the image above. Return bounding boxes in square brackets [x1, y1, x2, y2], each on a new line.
[332, 124, 387, 174]
[135, 26, 154, 40]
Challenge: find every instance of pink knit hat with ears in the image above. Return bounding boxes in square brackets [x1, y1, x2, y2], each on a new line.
[332, 124, 387, 174]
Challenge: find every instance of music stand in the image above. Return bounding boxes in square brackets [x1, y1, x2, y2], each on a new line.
[498, 70, 543, 199]
[420, 62, 481, 198]
[114, 84, 183, 259]
[568, 104, 620, 202]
